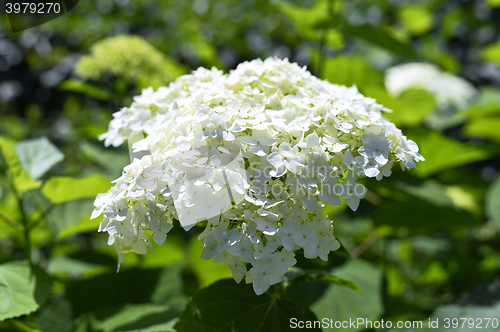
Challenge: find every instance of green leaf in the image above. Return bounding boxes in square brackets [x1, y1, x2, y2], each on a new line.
[364, 87, 436, 127]
[42, 174, 112, 204]
[56, 214, 101, 240]
[344, 24, 417, 59]
[44, 199, 96, 237]
[0, 272, 13, 314]
[175, 279, 319, 332]
[487, 0, 500, 8]
[422, 278, 500, 331]
[14, 137, 64, 180]
[409, 130, 496, 177]
[94, 303, 178, 332]
[0, 137, 41, 193]
[297, 260, 383, 332]
[66, 266, 186, 317]
[273, 0, 330, 30]
[313, 17, 417, 58]
[37, 297, 72, 332]
[0, 261, 53, 321]
[398, 5, 434, 36]
[372, 179, 477, 229]
[80, 141, 130, 176]
[465, 117, 500, 144]
[59, 79, 112, 101]
[322, 56, 384, 91]
[285, 268, 361, 293]
[375, 198, 475, 229]
[486, 176, 500, 231]
[482, 43, 500, 66]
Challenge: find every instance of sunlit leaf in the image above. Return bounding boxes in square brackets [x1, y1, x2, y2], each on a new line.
[59, 80, 112, 101]
[42, 174, 112, 204]
[14, 137, 64, 180]
[482, 43, 500, 66]
[409, 130, 496, 177]
[0, 261, 53, 321]
[322, 56, 384, 91]
[364, 87, 436, 127]
[465, 117, 500, 144]
[0, 137, 41, 193]
[398, 5, 434, 36]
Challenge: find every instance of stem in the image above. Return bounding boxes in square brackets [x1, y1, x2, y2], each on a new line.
[0, 210, 24, 232]
[30, 203, 55, 229]
[10, 182, 32, 267]
[10, 320, 43, 332]
[350, 232, 379, 259]
[18, 197, 32, 267]
[316, 0, 336, 77]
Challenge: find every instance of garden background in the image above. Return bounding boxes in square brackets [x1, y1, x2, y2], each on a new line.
[1, 0, 500, 331]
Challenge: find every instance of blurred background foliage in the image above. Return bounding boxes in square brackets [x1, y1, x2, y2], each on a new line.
[1, 0, 500, 331]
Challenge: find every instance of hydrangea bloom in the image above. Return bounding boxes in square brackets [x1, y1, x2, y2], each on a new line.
[385, 62, 477, 110]
[93, 57, 424, 295]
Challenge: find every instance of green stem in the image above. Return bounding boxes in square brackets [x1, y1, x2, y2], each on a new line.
[10, 320, 43, 332]
[0, 210, 24, 232]
[10, 182, 32, 267]
[316, 0, 336, 77]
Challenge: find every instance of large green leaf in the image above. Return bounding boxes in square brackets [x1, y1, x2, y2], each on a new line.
[409, 130, 496, 177]
[0, 272, 13, 314]
[314, 18, 417, 58]
[37, 297, 73, 332]
[45, 199, 95, 237]
[465, 117, 500, 144]
[486, 176, 500, 230]
[322, 56, 384, 91]
[14, 137, 64, 180]
[66, 265, 186, 317]
[176, 279, 319, 332]
[284, 267, 360, 293]
[95, 303, 178, 332]
[390, 278, 500, 331]
[306, 260, 383, 331]
[80, 141, 130, 176]
[372, 179, 477, 229]
[344, 24, 417, 58]
[42, 174, 112, 204]
[364, 87, 436, 127]
[0, 137, 41, 193]
[373, 196, 475, 230]
[431, 278, 500, 331]
[0, 261, 52, 321]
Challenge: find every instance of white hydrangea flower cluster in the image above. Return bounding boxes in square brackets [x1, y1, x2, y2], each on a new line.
[93, 57, 424, 295]
[385, 62, 477, 110]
